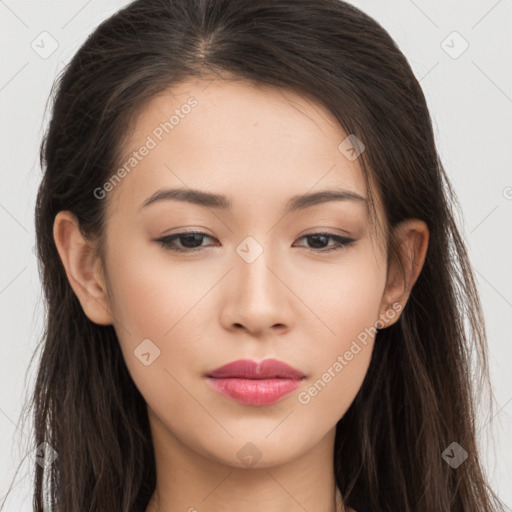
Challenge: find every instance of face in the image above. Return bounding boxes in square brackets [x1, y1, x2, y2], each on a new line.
[84, 77, 398, 468]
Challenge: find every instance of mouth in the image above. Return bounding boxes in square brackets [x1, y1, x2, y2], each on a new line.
[205, 358, 305, 406]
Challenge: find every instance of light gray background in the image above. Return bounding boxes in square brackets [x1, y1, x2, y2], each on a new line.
[1, 0, 511, 510]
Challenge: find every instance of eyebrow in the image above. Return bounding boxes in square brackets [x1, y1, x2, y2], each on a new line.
[139, 187, 366, 213]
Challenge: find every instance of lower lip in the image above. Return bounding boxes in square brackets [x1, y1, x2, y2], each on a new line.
[206, 377, 302, 406]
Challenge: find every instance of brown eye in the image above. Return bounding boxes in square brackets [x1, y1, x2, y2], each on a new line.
[156, 231, 217, 252]
[293, 233, 356, 252]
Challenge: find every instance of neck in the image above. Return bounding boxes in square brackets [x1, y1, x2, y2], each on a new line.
[145, 407, 348, 512]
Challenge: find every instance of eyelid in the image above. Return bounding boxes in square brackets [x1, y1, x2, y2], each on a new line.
[296, 226, 354, 238]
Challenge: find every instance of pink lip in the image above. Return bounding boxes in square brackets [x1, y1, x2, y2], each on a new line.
[206, 359, 305, 406]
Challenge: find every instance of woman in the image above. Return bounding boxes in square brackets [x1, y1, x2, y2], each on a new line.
[8, 0, 506, 510]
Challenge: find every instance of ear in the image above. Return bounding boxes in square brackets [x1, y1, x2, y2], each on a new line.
[53, 210, 113, 325]
[377, 218, 429, 329]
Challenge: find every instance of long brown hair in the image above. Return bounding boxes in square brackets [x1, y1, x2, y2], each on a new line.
[2, 0, 505, 510]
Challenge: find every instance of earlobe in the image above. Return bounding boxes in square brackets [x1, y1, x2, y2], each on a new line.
[378, 219, 429, 329]
[53, 211, 113, 326]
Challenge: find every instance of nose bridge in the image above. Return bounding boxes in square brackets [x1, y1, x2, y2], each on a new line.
[224, 234, 291, 333]
[235, 234, 281, 302]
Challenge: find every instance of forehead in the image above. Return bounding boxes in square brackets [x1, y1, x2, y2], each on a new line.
[108, 77, 369, 216]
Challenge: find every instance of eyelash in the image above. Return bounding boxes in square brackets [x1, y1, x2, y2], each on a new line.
[155, 231, 356, 254]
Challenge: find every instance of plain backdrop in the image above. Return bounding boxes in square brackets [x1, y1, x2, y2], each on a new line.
[1, 0, 511, 510]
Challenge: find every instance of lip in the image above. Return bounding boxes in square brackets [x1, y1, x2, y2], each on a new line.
[206, 358, 305, 406]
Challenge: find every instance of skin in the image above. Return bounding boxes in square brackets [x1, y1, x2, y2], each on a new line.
[53, 77, 429, 512]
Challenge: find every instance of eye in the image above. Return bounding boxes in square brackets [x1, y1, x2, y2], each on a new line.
[293, 232, 356, 252]
[155, 231, 356, 253]
[156, 231, 217, 252]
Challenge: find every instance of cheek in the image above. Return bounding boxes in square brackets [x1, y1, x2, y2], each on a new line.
[294, 242, 386, 347]
[103, 242, 211, 390]
[293, 246, 386, 413]
[106, 241, 211, 338]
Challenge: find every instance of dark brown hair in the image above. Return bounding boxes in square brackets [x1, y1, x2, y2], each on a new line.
[2, 0, 505, 510]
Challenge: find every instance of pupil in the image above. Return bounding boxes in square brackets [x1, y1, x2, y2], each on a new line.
[181, 233, 202, 248]
[308, 235, 328, 248]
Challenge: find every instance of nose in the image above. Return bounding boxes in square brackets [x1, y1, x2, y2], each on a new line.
[219, 242, 295, 337]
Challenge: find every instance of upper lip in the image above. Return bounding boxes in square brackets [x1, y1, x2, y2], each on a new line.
[207, 358, 305, 380]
